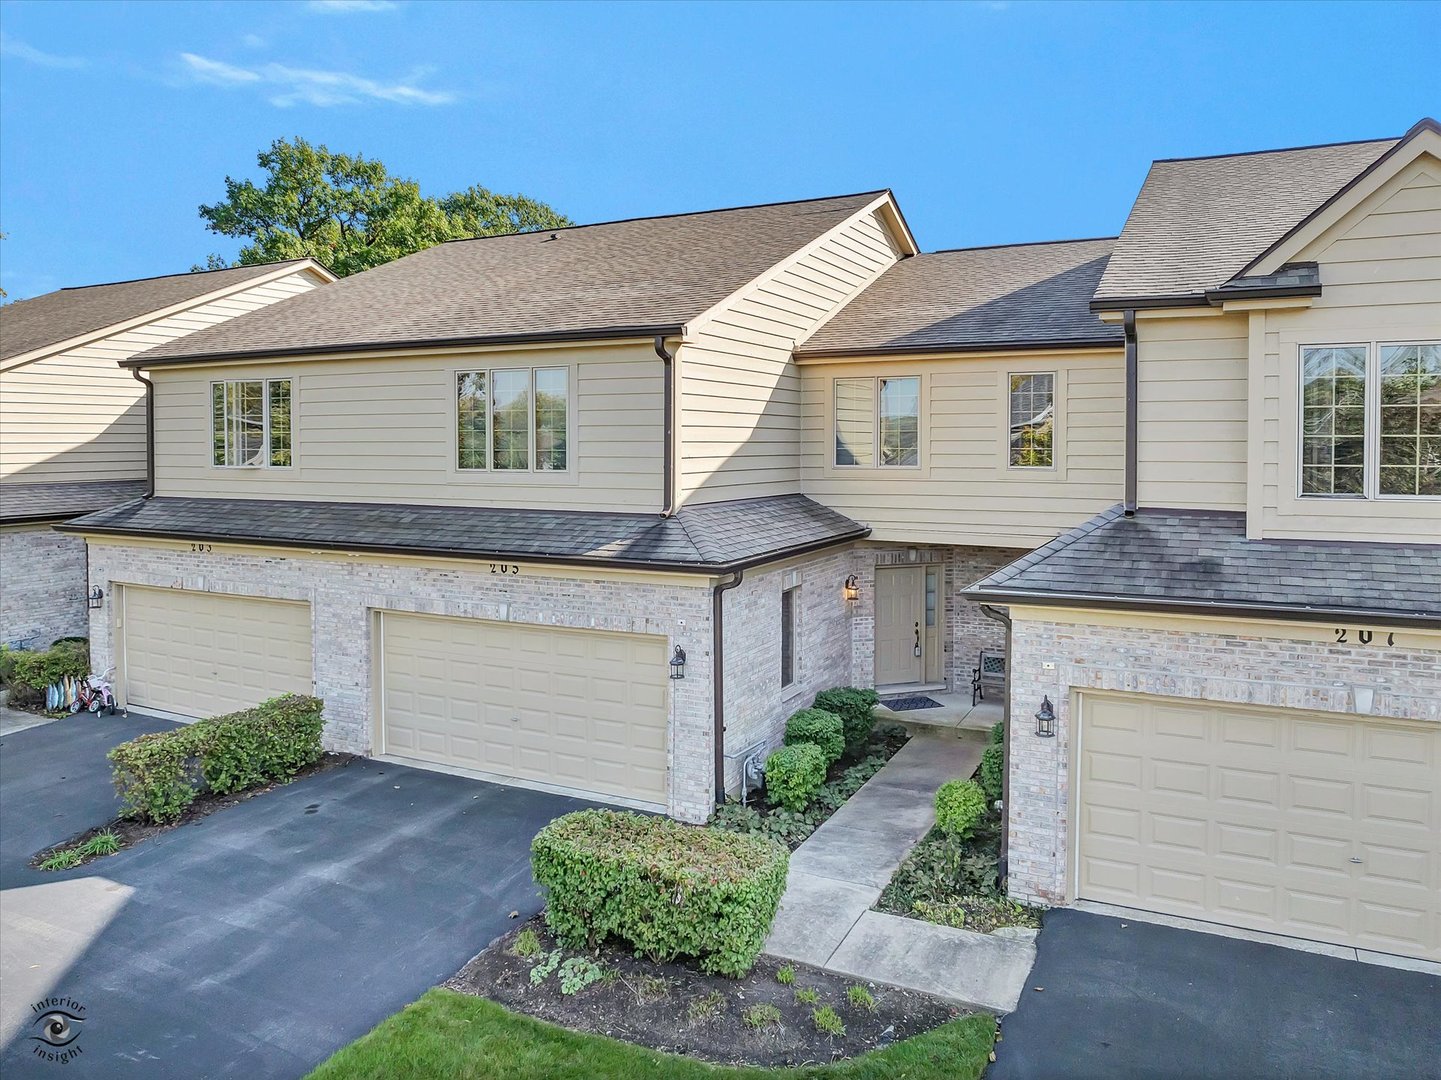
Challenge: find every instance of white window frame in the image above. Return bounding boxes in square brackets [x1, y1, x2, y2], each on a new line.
[1006, 370, 1057, 471]
[1296, 340, 1441, 502]
[210, 378, 292, 469]
[453, 365, 572, 474]
[831, 374, 922, 470]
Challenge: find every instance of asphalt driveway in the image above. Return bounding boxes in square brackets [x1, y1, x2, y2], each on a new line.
[0, 712, 593, 1078]
[989, 908, 1441, 1080]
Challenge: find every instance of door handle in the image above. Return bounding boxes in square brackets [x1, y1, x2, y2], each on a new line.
[914, 621, 922, 658]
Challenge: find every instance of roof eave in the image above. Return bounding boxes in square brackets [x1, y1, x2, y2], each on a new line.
[795, 336, 1125, 360]
[54, 519, 871, 576]
[961, 585, 1441, 631]
[122, 324, 687, 369]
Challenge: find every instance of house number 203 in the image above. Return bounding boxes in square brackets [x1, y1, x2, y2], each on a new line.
[489, 563, 520, 575]
[1334, 627, 1396, 646]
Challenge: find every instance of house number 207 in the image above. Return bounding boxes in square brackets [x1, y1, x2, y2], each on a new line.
[489, 563, 520, 575]
[1334, 628, 1396, 646]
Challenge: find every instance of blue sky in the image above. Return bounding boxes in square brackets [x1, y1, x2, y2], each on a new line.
[1, 0, 1437, 300]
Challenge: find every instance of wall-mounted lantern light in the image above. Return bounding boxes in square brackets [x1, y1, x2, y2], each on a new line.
[86, 586, 104, 610]
[1034, 695, 1056, 738]
[669, 646, 687, 680]
[843, 575, 860, 602]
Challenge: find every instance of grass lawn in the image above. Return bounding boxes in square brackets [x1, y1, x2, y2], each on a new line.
[305, 989, 995, 1080]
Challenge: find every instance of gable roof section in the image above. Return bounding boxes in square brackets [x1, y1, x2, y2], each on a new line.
[55, 493, 869, 573]
[966, 505, 1441, 629]
[128, 192, 895, 367]
[0, 260, 323, 362]
[1093, 134, 1401, 307]
[798, 238, 1122, 357]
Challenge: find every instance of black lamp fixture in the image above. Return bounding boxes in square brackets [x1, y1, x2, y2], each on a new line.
[843, 574, 860, 602]
[86, 586, 104, 610]
[1034, 695, 1056, 738]
[669, 646, 687, 680]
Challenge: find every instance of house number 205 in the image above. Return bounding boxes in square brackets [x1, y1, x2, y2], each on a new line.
[1334, 628, 1396, 646]
[489, 563, 520, 575]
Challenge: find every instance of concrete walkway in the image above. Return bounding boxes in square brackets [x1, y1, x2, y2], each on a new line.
[765, 726, 1037, 1013]
[0, 705, 58, 736]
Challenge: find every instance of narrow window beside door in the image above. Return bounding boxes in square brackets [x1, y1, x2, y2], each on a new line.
[780, 587, 798, 688]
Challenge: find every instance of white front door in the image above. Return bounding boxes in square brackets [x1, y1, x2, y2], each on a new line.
[875, 565, 924, 687]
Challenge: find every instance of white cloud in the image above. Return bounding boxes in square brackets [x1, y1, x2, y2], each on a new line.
[241, 33, 268, 48]
[305, 1, 399, 12]
[178, 52, 454, 107]
[0, 34, 87, 69]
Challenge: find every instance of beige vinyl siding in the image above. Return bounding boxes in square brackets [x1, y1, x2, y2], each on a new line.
[1254, 153, 1441, 542]
[800, 350, 1125, 547]
[677, 206, 901, 505]
[151, 342, 663, 510]
[0, 269, 325, 483]
[1134, 312, 1250, 510]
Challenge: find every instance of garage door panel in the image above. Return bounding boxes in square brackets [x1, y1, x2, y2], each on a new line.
[381, 612, 668, 803]
[1078, 694, 1440, 962]
[123, 587, 312, 719]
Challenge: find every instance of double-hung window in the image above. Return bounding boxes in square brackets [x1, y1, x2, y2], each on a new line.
[1008, 372, 1055, 468]
[456, 367, 569, 472]
[212, 379, 292, 467]
[1300, 343, 1439, 498]
[834, 376, 920, 467]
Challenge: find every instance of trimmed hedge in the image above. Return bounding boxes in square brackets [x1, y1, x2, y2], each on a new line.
[9, 640, 89, 695]
[109, 694, 324, 823]
[979, 743, 1004, 803]
[935, 779, 988, 839]
[783, 707, 844, 765]
[813, 687, 879, 755]
[763, 743, 827, 811]
[533, 809, 788, 977]
[989, 720, 1005, 746]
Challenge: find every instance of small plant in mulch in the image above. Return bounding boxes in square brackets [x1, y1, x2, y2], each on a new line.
[449, 916, 966, 1068]
[812, 1006, 846, 1036]
[511, 929, 542, 958]
[847, 984, 876, 1012]
[711, 723, 910, 850]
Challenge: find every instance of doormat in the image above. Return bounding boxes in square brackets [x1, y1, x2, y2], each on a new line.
[880, 695, 944, 711]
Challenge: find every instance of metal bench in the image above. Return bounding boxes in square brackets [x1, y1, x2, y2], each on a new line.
[971, 649, 1007, 706]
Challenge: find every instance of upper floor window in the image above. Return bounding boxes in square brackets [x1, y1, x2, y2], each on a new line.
[212, 379, 291, 467]
[457, 367, 569, 472]
[1300, 343, 1439, 499]
[1008, 372, 1055, 467]
[834, 375, 920, 467]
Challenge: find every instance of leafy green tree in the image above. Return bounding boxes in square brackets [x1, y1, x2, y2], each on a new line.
[197, 137, 569, 277]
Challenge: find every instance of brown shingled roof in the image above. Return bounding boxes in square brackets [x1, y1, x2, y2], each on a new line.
[0, 260, 318, 361]
[129, 192, 890, 366]
[1094, 136, 1399, 305]
[798, 238, 1121, 356]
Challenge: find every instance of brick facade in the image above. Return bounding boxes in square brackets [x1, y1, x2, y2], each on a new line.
[1004, 612, 1441, 905]
[1, 524, 90, 648]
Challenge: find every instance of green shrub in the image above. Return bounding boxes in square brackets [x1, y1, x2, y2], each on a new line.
[812, 1006, 845, 1036]
[794, 987, 819, 1005]
[783, 707, 844, 765]
[511, 929, 542, 958]
[39, 848, 83, 871]
[79, 831, 122, 858]
[775, 964, 795, 985]
[813, 686, 879, 755]
[559, 957, 604, 996]
[9, 640, 89, 694]
[0, 644, 17, 687]
[990, 720, 1005, 746]
[532, 809, 789, 978]
[935, 779, 988, 839]
[108, 694, 324, 824]
[763, 743, 827, 812]
[979, 744, 1004, 803]
[847, 984, 876, 1011]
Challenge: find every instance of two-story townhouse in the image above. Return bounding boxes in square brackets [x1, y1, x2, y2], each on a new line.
[0, 259, 334, 647]
[970, 118, 1440, 964]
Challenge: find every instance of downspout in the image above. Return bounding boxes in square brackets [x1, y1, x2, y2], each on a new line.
[979, 603, 1012, 883]
[654, 336, 676, 518]
[1123, 309, 1138, 516]
[711, 569, 745, 804]
[131, 367, 155, 498]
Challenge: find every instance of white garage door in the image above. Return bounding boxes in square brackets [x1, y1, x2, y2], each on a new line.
[122, 586, 313, 719]
[379, 612, 669, 803]
[1077, 693, 1440, 961]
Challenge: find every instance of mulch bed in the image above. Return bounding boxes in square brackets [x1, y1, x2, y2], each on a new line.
[30, 752, 358, 869]
[448, 917, 969, 1068]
